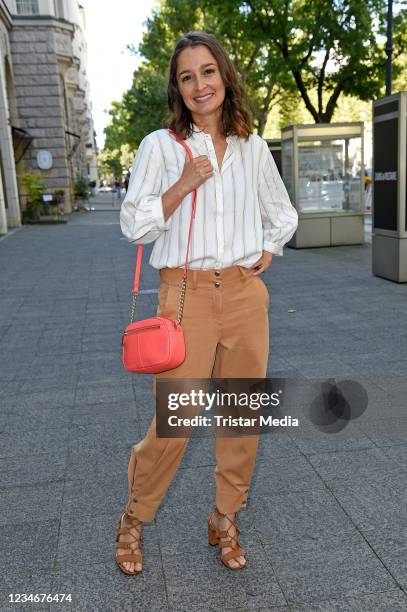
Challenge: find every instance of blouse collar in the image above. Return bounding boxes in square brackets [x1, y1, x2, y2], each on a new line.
[189, 122, 238, 150]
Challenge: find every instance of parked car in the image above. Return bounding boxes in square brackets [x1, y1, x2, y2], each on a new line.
[97, 185, 112, 193]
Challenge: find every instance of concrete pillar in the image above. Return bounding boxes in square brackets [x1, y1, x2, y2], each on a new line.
[0, 51, 21, 231]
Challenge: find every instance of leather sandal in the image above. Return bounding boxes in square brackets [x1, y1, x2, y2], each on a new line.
[208, 508, 246, 570]
[115, 512, 143, 575]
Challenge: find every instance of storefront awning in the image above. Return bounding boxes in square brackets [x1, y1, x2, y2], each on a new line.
[11, 126, 33, 164]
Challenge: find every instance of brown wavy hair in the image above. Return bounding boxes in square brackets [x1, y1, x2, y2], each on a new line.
[165, 31, 253, 140]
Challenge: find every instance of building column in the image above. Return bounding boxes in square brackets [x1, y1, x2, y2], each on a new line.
[0, 55, 21, 232]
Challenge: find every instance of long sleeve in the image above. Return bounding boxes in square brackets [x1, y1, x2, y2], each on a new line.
[120, 135, 172, 244]
[258, 140, 298, 256]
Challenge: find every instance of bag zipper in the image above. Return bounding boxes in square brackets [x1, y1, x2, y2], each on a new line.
[124, 324, 161, 335]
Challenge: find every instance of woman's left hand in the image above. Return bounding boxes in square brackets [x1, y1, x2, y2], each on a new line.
[250, 250, 273, 276]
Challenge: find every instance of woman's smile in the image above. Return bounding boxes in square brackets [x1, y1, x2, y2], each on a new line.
[193, 92, 214, 103]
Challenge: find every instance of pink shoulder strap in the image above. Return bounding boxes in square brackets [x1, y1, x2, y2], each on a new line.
[131, 129, 197, 293]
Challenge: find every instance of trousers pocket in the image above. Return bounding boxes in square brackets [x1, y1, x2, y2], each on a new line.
[157, 282, 180, 317]
[255, 276, 270, 307]
[157, 282, 170, 315]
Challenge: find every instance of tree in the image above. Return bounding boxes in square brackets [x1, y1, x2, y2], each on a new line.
[245, 0, 407, 122]
[120, 144, 135, 174]
[137, 0, 297, 136]
[103, 100, 128, 152]
[97, 148, 122, 179]
[104, 65, 168, 151]
[102, 0, 407, 151]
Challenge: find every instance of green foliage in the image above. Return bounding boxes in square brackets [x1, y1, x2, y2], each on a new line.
[393, 51, 407, 91]
[137, 0, 295, 134]
[19, 172, 45, 220]
[104, 66, 168, 151]
[119, 144, 135, 173]
[243, 0, 407, 122]
[20, 172, 44, 203]
[74, 176, 90, 200]
[101, 0, 407, 160]
[24, 201, 41, 220]
[97, 145, 132, 178]
[102, 0, 297, 152]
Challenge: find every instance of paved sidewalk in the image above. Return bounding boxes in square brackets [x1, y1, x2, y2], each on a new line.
[1, 193, 407, 611]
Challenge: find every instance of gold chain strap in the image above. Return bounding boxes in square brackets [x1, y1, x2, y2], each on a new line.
[176, 276, 187, 324]
[130, 291, 138, 324]
[130, 275, 187, 325]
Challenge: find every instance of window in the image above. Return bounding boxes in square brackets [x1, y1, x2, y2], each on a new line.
[16, 0, 39, 15]
[53, 0, 65, 18]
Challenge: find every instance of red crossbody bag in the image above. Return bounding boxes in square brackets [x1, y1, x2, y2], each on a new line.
[122, 130, 196, 374]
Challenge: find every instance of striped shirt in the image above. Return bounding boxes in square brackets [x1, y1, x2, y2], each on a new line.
[120, 124, 298, 270]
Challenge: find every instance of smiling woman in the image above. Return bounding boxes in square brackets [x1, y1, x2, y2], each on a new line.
[178, 59, 219, 99]
[117, 30, 298, 577]
[166, 32, 252, 141]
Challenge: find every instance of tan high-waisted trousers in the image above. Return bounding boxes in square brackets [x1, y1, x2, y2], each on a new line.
[125, 265, 269, 522]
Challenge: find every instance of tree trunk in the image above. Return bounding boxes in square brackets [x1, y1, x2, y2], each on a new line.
[257, 112, 268, 136]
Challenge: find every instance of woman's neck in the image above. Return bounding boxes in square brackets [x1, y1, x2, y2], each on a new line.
[192, 111, 224, 141]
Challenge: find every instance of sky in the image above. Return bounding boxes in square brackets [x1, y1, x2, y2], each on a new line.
[80, 0, 157, 150]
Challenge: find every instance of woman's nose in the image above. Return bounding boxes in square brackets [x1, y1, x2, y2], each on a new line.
[194, 75, 206, 91]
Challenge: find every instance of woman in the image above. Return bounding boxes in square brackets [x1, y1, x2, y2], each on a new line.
[117, 31, 298, 574]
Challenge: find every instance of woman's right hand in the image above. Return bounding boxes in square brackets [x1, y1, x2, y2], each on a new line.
[177, 155, 213, 194]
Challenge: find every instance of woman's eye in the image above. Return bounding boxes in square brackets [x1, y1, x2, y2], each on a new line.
[181, 68, 215, 82]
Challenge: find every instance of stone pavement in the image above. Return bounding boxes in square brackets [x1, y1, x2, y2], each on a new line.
[1, 192, 407, 611]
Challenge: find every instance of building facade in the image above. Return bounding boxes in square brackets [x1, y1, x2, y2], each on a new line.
[0, 0, 97, 233]
[0, 0, 21, 234]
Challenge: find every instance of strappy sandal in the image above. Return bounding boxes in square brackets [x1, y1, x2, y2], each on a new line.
[208, 508, 246, 570]
[115, 512, 143, 575]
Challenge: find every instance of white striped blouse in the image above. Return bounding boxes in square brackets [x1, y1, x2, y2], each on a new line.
[120, 123, 298, 270]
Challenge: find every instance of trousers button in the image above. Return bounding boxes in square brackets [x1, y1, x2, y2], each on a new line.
[214, 282, 220, 288]
[214, 270, 220, 276]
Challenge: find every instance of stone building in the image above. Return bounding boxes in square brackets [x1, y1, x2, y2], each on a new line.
[0, 0, 97, 233]
[0, 0, 21, 234]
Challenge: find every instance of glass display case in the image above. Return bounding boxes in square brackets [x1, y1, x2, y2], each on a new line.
[281, 123, 365, 248]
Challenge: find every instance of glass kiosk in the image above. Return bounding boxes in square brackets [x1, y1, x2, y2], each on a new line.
[281, 123, 365, 248]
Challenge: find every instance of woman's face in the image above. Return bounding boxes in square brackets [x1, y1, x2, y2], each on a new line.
[176, 45, 225, 121]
